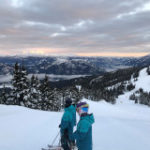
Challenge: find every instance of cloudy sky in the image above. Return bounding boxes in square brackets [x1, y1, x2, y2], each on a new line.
[0, 0, 150, 57]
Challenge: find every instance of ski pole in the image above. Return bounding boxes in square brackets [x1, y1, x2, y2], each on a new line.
[58, 138, 61, 146]
[51, 131, 60, 146]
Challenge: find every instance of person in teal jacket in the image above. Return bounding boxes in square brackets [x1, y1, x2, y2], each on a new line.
[73, 102, 95, 150]
[60, 98, 76, 150]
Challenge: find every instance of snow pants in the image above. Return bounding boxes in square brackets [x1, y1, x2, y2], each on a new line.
[61, 130, 71, 150]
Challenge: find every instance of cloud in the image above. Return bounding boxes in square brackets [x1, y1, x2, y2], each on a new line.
[0, 0, 150, 56]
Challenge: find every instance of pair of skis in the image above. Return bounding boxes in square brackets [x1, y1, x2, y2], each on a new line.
[41, 131, 77, 150]
[41, 144, 63, 150]
[42, 144, 77, 150]
[41, 131, 63, 150]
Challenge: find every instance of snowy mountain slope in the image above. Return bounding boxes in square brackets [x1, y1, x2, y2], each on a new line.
[116, 67, 150, 104]
[133, 68, 150, 92]
[1, 97, 150, 150]
[107, 67, 150, 92]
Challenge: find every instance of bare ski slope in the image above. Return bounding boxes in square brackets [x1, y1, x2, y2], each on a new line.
[0, 98, 150, 150]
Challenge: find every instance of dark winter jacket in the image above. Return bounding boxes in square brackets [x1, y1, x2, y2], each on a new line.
[73, 113, 95, 150]
[60, 105, 76, 141]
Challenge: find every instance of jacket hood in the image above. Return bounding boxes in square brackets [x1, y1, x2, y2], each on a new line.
[82, 113, 95, 125]
[65, 105, 75, 113]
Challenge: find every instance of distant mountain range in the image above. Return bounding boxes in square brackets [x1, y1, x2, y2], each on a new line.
[0, 55, 150, 75]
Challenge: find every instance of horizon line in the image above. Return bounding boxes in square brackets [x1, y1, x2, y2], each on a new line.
[0, 52, 149, 58]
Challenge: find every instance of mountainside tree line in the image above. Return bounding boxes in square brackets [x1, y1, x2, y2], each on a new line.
[0, 63, 82, 111]
[79, 67, 142, 104]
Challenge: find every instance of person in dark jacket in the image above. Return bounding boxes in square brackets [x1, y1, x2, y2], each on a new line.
[73, 102, 95, 150]
[60, 98, 76, 150]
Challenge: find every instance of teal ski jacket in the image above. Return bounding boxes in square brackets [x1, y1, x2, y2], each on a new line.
[73, 113, 95, 150]
[60, 105, 76, 140]
[72, 105, 76, 126]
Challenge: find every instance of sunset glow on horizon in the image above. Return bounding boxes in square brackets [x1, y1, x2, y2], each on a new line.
[0, 47, 149, 57]
[0, 48, 149, 58]
[21, 48, 150, 57]
[76, 52, 150, 57]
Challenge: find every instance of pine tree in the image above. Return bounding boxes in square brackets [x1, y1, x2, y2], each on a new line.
[59, 88, 66, 109]
[47, 88, 61, 111]
[12, 62, 21, 105]
[127, 83, 135, 91]
[40, 75, 50, 110]
[11, 63, 29, 106]
[27, 75, 41, 110]
[20, 65, 29, 106]
[0, 85, 7, 104]
[147, 66, 150, 75]
[71, 86, 82, 104]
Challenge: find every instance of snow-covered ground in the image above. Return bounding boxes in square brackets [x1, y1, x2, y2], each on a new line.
[0, 98, 150, 150]
[0, 105, 62, 150]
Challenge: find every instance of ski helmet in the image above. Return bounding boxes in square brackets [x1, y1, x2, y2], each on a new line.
[76, 102, 89, 115]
